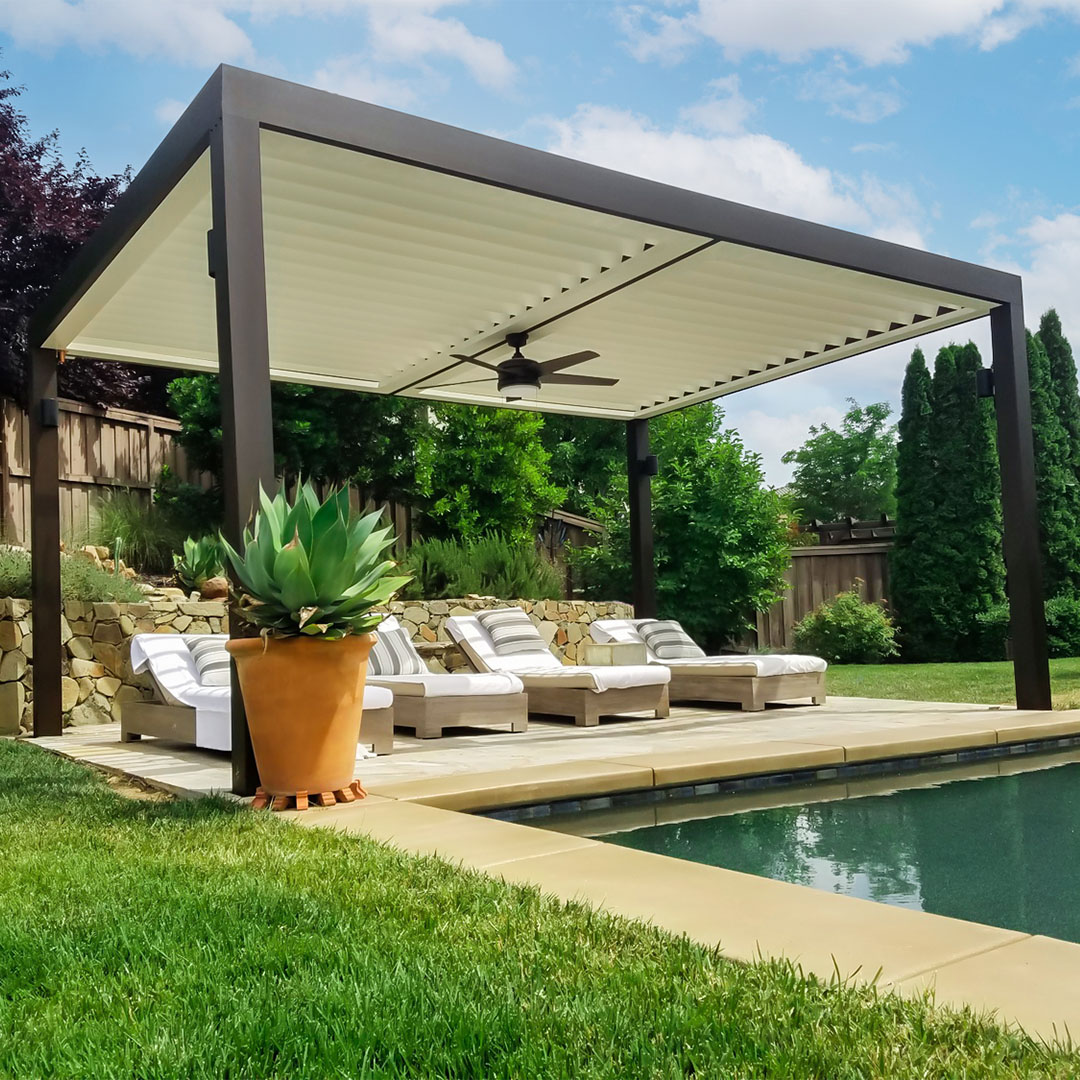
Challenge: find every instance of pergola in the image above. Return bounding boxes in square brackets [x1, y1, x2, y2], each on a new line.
[29, 66, 1050, 794]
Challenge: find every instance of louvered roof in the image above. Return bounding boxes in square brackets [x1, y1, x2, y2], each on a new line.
[38, 66, 1014, 421]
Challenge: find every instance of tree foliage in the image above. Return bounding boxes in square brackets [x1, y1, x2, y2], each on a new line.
[892, 342, 1005, 661]
[166, 376, 428, 501]
[890, 348, 941, 660]
[167, 378, 565, 544]
[539, 414, 624, 518]
[1033, 313, 1080, 594]
[781, 400, 897, 523]
[573, 404, 789, 648]
[0, 61, 169, 408]
[414, 404, 564, 543]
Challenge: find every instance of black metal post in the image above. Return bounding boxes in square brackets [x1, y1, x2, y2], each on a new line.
[210, 112, 276, 795]
[626, 418, 657, 618]
[29, 347, 63, 736]
[990, 300, 1052, 710]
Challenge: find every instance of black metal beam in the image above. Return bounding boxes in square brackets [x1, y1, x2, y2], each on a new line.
[229, 66, 1021, 306]
[990, 301, 1052, 709]
[627, 418, 657, 618]
[210, 111, 276, 796]
[29, 348, 62, 737]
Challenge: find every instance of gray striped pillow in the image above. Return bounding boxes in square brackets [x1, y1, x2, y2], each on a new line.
[638, 620, 706, 660]
[369, 627, 428, 676]
[476, 608, 547, 655]
[188, 637, 232, 686]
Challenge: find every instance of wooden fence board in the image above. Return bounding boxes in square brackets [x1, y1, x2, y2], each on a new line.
[757, 542, 892, 652]
[0, 397, 206, 546]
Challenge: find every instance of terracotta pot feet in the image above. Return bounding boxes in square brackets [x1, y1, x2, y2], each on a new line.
[251, 783, 366, 811]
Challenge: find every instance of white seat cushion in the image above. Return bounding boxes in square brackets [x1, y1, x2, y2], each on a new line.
[591, 620, 826, 675]
[661, 654, 827, 676]
[363, 684, 394, 710]
[515, 664, 669, 692]
[367, 672, 523, 698]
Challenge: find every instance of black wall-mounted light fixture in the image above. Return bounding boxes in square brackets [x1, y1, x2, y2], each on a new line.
[641, 454, 659, 477]
[976, 367, 995, 399]
[39, 398, 59, 428]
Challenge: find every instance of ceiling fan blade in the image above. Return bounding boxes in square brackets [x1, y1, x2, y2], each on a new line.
[537, 350, 600, 374]
[543, 373, 619, 387]
[450, 353, 501, 372]
[421, 376, 498, 389]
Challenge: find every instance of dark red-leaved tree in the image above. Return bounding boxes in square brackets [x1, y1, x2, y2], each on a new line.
[0, 61, 171, 410]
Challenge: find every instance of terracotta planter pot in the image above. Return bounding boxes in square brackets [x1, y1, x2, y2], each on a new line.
[226, 633, 375, 797]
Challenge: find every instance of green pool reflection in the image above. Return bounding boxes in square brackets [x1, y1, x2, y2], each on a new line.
[598, 759, 1080, 942]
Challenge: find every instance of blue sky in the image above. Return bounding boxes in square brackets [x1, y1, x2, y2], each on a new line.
[3, 0, 1080, 484]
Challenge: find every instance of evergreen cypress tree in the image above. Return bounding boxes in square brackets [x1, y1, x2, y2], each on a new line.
[890, 348, 941, 660]
[1036, 309, 1080, 593]
[1027, 329, 1076, 595]
[951, 341, 1006, 659]
[915, 343, 1005, 660]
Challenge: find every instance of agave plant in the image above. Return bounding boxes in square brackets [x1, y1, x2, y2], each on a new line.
[174, 535, 225, 592]
[220, 482, 410, 639]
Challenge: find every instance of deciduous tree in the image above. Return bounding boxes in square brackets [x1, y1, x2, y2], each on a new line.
[574, 404, 789, 648]
[781, 400, 897, 523]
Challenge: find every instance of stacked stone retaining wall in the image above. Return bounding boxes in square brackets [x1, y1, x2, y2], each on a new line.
[1, 595, 632, 734]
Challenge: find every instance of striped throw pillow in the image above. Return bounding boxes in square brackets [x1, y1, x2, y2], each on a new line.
[638, 620, 706, 660]
[476, 608, 547, 656]
[369, 627, 428, 676]
[187, 637, 232, 686]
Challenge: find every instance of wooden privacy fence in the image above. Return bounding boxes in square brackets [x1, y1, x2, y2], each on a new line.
[0, 397, 206, 546]
[756, 542, 892, 652]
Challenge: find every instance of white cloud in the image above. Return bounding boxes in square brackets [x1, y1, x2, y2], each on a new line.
[677, 75, 756, 133]
[724, 403, 845, 487]
[542, 99, 927, 245]
[0, 0, 255, 65]
[154, 98, 187, 126]
[365, 6, 515, 90]
[312, 57, 419, 108]
[0, 0, 516, 91]
[998, 212, 1080, 337]
[800, 66, 904, 123]
[619, 1, 1080, 66]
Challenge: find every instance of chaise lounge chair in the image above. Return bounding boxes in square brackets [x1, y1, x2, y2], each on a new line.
[365, 616, 528, 739]
[447, 608, 670, 727]
[590, 618, 826, 711]
[124, 633, 395, 754]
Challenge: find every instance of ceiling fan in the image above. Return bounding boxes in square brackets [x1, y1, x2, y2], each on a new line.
[427, 332, 618, 401]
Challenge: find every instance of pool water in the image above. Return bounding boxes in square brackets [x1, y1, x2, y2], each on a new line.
[593, 758, 1080, 943]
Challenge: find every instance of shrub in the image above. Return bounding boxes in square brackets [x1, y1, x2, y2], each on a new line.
[89, 489, 180, 574]
[153, 465, 223, 538]
[0, 547, 144, 603]
[977, 593, 1080, 661]
[793, 584, 899, 664]
[400, 534, 561, 601]
[173, 535, 225, 593]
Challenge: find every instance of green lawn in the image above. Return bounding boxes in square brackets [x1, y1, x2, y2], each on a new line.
[0, 743, 1077, 1077]
[828, 657, 1080, 710]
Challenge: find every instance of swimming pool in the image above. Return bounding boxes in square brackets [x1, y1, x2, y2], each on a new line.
[542, 749, 1080, 944]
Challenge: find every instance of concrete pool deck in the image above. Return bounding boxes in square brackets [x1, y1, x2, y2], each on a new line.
[32, 696, 1080, 1042]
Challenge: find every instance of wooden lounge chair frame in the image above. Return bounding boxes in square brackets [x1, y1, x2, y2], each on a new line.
[390, 693, 528, 739]
[121, 699, 396, 755]
[667, 670, 826, 711]
[525, 682, 670, 727]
